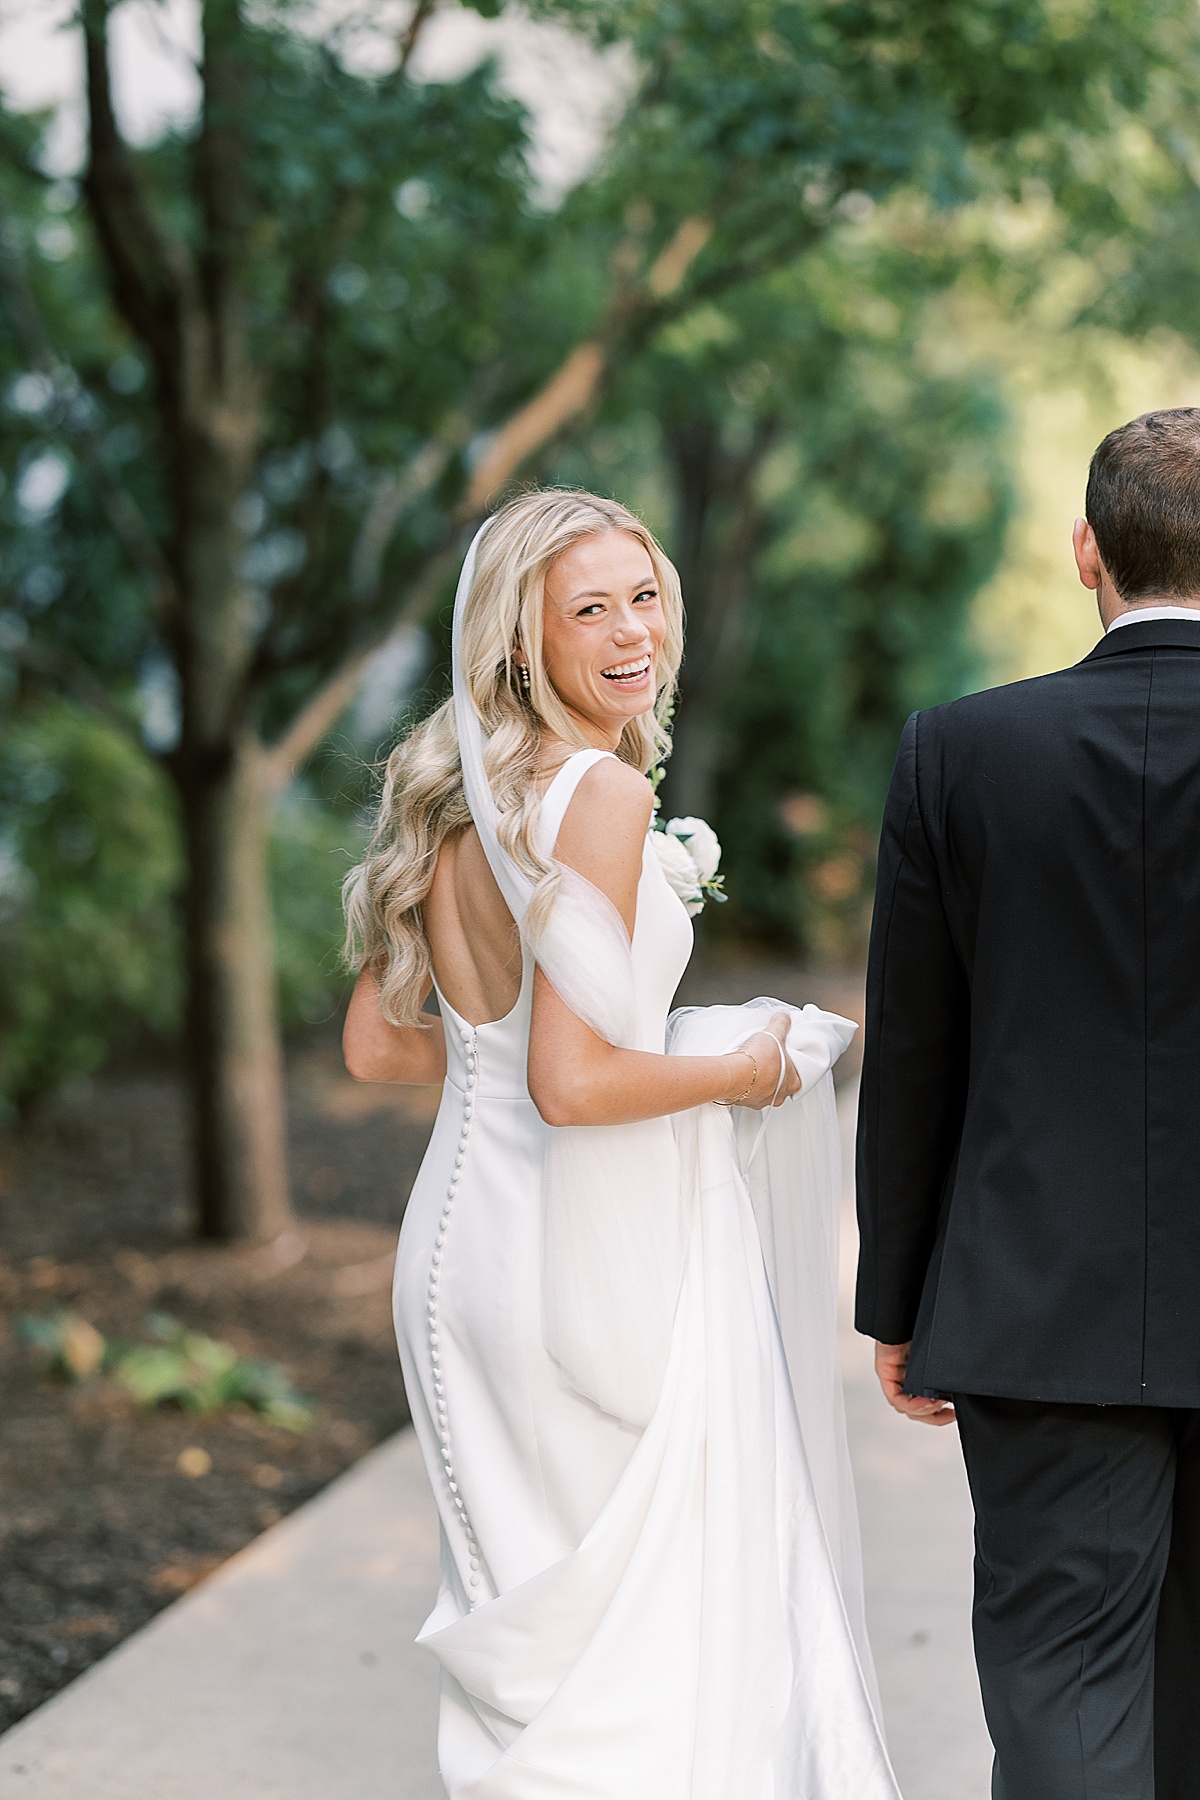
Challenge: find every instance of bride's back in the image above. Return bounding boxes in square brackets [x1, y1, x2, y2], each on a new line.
[424, 824, 523, 1028]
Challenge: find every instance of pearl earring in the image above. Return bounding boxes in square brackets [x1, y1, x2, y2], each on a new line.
[518, 663, 531, 694]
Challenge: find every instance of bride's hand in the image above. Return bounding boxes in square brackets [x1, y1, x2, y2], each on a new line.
[727, 1012, 801, 1109]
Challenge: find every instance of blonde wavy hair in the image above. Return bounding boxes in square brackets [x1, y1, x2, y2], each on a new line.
[342, 489, 685, 1027]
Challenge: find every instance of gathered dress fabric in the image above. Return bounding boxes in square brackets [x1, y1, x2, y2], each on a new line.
[393, 750, 899, 1799]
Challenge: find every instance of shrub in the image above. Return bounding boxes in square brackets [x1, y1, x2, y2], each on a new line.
[0, 702, 181, 1117]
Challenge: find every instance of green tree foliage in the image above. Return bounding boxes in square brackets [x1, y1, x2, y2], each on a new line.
[0, 2, 554, 1226]
[0, 702, 180, 1116]
[269, 780, 365, 1031]
[717, 339, 1010, 954]
[1, 0, 1177, 748]
[0, 23, 542, 719]
[0, 0, 1195, 1218]
[0, 696, 368, 1113]
[555, 205, 1012, 955]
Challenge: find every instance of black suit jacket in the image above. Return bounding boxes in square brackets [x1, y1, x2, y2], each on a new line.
[855, 616, 1200, 1406]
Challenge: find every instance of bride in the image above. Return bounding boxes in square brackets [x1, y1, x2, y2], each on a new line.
[342, 490, 900, 1798]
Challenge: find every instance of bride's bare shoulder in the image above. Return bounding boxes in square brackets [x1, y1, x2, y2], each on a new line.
[559, 755, 654, 838]
[553, 757, 654, 912]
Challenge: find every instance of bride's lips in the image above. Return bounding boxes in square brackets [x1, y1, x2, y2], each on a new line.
[600, 653, 653, 690]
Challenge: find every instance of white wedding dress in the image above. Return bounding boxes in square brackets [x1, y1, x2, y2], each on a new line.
[392, 522, 900, 1798]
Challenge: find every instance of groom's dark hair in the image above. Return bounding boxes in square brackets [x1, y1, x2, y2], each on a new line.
[1087, 408, 1200, 599]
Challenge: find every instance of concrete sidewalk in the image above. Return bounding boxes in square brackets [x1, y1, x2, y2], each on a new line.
[837, 1090, 993, 1798]
[0, 1432, 442, 1800]
[1, 1089, 992, 1799]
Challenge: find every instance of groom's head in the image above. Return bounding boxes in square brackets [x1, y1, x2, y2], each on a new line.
[1076, 409, 1200, 618]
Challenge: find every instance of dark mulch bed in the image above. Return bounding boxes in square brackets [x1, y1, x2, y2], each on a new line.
[0, 1029, 440, 1735]
[0, 957, 862, 1735]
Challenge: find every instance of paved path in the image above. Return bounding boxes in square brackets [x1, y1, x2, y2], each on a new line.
[1, 1089, 992, 1798]
[0, 1432, 442, 1800]
[836, 1092, 993, 1797]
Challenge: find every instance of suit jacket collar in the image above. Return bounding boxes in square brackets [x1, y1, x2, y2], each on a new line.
[1082, 617, 1200, 663]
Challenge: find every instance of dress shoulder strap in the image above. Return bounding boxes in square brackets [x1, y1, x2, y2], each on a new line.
[536, 748, 616, 856]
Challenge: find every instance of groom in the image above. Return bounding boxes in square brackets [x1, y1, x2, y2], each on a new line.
[856, 407, 1200, 1797]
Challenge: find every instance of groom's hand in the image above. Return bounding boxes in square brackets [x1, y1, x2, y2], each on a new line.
[874, 1342, 956, 1427]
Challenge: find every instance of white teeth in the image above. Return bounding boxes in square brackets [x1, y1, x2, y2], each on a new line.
[602, 656, 651, 679]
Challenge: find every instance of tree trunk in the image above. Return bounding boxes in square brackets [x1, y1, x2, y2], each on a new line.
[82, 0, 284, 1241]
[661, 417, 766, 823]
[665, 705, 724, 820]
[180, 737, 293, 1242]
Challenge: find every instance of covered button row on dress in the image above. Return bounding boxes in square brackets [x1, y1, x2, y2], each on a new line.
[427, 1023, 484, 1607]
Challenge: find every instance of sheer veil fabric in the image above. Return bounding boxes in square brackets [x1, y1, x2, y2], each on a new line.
[404, 522, 901, 1796]
[452, 523, 683, 1424]
[451, 520, 639, 1050]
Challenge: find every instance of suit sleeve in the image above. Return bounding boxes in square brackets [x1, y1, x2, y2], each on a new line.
[855, 710, 969, 1345]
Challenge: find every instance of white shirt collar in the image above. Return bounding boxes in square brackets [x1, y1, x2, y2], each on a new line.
[1106, 605, 1200, 633]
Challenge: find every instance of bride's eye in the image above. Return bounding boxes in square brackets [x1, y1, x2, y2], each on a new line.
[633, 588, 657, 605]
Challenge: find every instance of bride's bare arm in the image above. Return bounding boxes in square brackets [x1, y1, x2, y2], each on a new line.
[343, 967, 447, 1085]
[527, 758, 797, 1126]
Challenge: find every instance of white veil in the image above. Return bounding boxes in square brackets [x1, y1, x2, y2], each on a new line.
[451, 519, 638, 1049]
[451, 520, 685, 1424]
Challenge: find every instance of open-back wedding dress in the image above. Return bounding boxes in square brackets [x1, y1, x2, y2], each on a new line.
[392, 526, 901, 1799]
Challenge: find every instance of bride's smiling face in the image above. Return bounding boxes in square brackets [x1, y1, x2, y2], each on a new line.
[537, 530, 666, 749]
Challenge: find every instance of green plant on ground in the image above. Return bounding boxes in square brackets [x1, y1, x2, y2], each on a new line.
[15, 1309, 314, 1432]
[16, 1307, 107, 1380]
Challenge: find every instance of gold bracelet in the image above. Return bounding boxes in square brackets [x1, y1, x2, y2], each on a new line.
[716, 1048, 757, 1107]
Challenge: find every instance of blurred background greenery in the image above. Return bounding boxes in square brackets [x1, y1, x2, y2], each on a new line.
[3, 0, 1200, 1231]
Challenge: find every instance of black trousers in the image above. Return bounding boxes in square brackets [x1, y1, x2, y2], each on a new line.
[955, 1396, 1200, 1799]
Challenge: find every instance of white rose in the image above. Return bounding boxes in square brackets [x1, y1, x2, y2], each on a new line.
[665, 816, 721, 883]
[649, 828, 704, 915]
